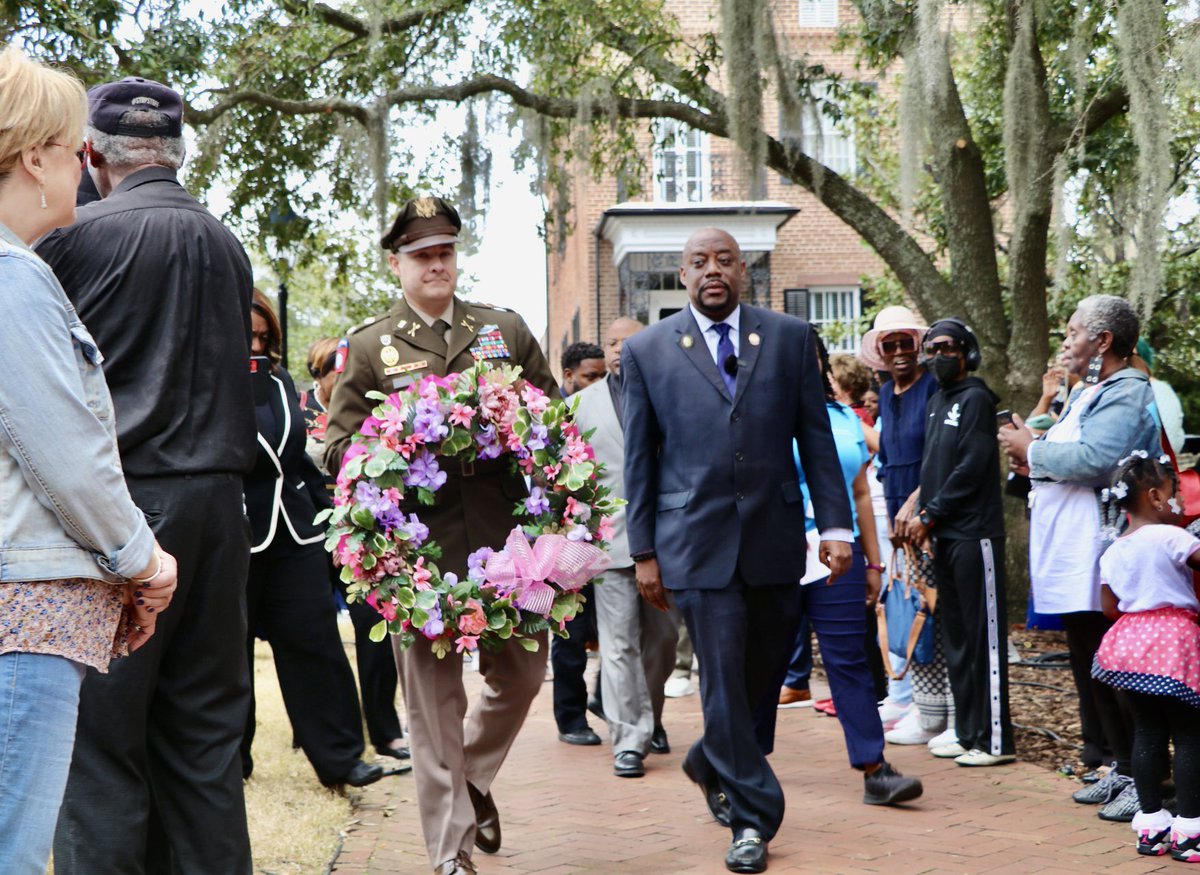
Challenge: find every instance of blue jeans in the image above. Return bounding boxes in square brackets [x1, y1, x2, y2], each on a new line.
[0, 652, 86, 874]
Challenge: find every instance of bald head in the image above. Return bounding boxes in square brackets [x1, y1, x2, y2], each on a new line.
[680, 227, 745, 321]
[604, 316, 645, 375]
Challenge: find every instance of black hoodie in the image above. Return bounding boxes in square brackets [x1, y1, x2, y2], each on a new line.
[919, 376, 1005, 540]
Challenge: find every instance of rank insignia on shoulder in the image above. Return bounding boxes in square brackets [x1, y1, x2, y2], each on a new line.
[466, 301, 514, 313]
[469, 327, 510, 361]
[347, 315, 379, 335]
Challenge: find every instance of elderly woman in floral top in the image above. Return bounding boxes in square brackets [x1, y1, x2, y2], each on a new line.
[0, 46, 178, 873]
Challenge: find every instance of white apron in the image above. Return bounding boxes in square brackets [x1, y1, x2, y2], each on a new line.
[1029, 384, 1104, 614]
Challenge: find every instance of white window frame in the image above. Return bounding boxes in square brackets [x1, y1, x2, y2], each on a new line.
[780, 86, 857, 176]
[808, 286, 862, 352]
[653, 120, 711, 203]
[798, 0, 839, 28]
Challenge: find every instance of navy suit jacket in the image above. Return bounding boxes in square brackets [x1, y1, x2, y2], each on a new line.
[621, 305, 852, 590]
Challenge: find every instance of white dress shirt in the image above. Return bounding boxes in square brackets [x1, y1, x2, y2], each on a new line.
[687, 303, 851, 545]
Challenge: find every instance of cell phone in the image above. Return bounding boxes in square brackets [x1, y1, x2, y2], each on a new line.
[996, 409, 1014, 428]
[250, 356, 272, 405]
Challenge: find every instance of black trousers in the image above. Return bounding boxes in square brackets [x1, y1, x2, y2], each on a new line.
[675, 577, 800, 842]
[334, 567, 404, 753]
[242, 537, 366, 786]
[1126, 691, 1200, 818]
[932, 536, 1015, 755]
[1063, 610, 1133, 772]
[551, 581, 597, 733]
[54, 474, 253, 875]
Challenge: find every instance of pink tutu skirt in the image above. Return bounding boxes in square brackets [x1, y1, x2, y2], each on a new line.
[1092, 608, 1200, 708]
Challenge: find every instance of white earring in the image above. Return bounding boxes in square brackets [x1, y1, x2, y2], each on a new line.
[39, 184, 47, 210]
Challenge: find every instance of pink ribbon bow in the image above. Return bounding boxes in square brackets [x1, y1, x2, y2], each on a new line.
[484, 528, 613, 616]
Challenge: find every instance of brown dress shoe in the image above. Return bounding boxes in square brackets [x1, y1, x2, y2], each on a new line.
[433, 851, 477, 875]
[466, 782, 501, 854]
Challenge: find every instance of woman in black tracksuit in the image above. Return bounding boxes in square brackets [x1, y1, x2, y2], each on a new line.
[242, 290, 384, 788]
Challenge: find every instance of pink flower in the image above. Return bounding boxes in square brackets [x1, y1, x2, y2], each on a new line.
[596, 516, 615, 542]
[411, 557, 432, 591]
[518, 456, 536, 475]
[455, 634, 480, 653]
[564, 496, 592, 522]
[561, 436, 589, 465]
[457, 599, 488, 636]
[378, 599, 398, 622]
[521, 384, 550, 416]
[478, 381, 519, 428]
[543, 463, 561, 479]
[506, 430, 525, 453]
[450, 403, 475, 428]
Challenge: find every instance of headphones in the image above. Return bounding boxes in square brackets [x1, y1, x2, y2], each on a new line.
[926, 317, 981, 372]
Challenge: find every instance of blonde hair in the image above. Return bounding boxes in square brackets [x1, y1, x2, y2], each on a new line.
[307, 336, 340, 378]
[0, 45, 87, 181]
[829, 353, 872, 402]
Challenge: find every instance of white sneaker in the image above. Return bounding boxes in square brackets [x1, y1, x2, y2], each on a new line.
[955, 749, 1016, 767]
[927, 727, 958, 750]
[930, 742, 968, 758]
[878, 699, 913, 730]
[664, 676, 696, 698]
[884, 710, 938, 745]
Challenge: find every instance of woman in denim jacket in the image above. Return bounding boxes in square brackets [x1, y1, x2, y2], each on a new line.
[0, 46, 177, 873]
[1000, 294, 1160, 815]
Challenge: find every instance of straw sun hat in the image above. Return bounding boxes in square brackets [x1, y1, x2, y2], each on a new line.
[858, 306, 928, 370]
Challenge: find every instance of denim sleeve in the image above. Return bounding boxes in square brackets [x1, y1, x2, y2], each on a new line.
[0, 256, 155, 578]
[1028, 379, 1160, 488]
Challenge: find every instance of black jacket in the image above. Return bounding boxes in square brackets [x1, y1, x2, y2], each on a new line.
[245, 367, 331, 551]
[36, 167, 256, 477]
[919, 376, 1005, 540]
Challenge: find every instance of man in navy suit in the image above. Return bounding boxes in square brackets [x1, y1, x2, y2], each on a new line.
[622, 228, 853, 873]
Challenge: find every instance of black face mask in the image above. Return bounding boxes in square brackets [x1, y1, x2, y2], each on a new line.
[931, 354, 963, 387]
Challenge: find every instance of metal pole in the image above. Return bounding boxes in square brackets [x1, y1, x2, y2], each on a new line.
[279, 277, 289, 370]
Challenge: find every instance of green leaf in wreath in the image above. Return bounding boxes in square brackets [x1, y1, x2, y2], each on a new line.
[313, 508, 333, 525]
[396, 588, 416, 609]
[518, 637, 541, 652]
[410, 608, 429, 628]
[364, 455, 388, 478]
[416, 486, 435, 505]
[368, 620, 388, 642]
[414, 589, 439, 611]
[432, 637, 452, 659]
[350, 505, 376, 529]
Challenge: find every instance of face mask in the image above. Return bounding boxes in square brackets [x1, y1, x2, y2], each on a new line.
[931, 354, 962, 386]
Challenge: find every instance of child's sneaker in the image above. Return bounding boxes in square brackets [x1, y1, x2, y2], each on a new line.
[1137, 828, 1172, 857]
[1173, 831, 1200, 863]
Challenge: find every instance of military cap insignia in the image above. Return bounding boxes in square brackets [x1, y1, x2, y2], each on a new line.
[414, 197, 438, 219]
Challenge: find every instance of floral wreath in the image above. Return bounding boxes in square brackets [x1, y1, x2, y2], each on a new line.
[320, 362, 618, 658]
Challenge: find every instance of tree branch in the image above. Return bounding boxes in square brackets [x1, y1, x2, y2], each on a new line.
[1048, 83, 1129, 153]
[277, 0, 459, 39]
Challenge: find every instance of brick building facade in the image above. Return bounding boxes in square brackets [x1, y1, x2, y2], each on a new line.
[545, 0, 890, 374]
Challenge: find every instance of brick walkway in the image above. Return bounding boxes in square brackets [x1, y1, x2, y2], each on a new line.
[333, 664, 1169, 875]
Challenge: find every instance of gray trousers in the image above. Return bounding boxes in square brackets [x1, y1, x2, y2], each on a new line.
[594, 567, 679, 755]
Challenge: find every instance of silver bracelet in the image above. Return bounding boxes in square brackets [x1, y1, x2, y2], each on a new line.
[131, 553, 163, 584]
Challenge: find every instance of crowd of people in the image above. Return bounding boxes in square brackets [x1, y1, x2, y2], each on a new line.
[1, 42, 1198, 875]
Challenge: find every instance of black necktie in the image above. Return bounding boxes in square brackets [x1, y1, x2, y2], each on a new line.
[431, 319, 451, 352]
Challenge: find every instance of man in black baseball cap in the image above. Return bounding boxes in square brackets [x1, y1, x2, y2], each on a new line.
[86, 76, 184, 139]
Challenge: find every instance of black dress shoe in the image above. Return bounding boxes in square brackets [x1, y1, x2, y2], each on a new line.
[587, 695, 605, 721]
[342, 759, 384, 788]
[467, 782, 501, 854]
[682, 757, 731, 826]
[650, 725, 670, 755]
[863, 761, 924, 806]
[378, 743, 411, 760]
[725, 828, 767, 873]
[557, 727, 602, 746]
[614, 750, 645, 778]
[433, 851, 478, 875]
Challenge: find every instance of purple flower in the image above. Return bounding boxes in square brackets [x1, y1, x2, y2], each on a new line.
[354, 481, 403, 530]
[420, 600, 444, 638]
[524, 486, 550, 516]
[443, 572, 459, 587]
[566, 524, 593, 542]
[467, 547, 494, 584]
[355, 481, 382, 506]
[403, 449, 447, 491]
[527, 423, 549, 451]
[400, 513, 429, 547]
[412, 399, 449, 442]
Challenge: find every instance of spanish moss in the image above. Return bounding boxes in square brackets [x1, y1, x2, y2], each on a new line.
[719, 0, 769, 192]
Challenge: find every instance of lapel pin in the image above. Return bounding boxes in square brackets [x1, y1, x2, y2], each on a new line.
[680, 335, 694, 349]
[407, 323, 420, 338]
[748, 332, 761, 347]
[460, 318, 475, 330]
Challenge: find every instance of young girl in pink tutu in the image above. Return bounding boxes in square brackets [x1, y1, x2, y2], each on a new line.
[1093, 451, 1200, 861]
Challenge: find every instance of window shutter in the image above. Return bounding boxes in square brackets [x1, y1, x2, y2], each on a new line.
[784, 288, 810, 320]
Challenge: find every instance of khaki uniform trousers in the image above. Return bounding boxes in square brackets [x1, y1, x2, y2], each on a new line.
[396, 631, 548, 867]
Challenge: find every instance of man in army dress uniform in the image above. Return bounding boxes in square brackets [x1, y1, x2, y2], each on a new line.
[325, 197, 558, 875]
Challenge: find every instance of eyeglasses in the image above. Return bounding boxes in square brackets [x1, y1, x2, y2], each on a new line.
[924, 340, 962, 356]
[879, 336, 917, 355]
[48, 142, 87, 166]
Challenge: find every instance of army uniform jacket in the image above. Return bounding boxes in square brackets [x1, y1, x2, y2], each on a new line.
[324, 295, 558, 576]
